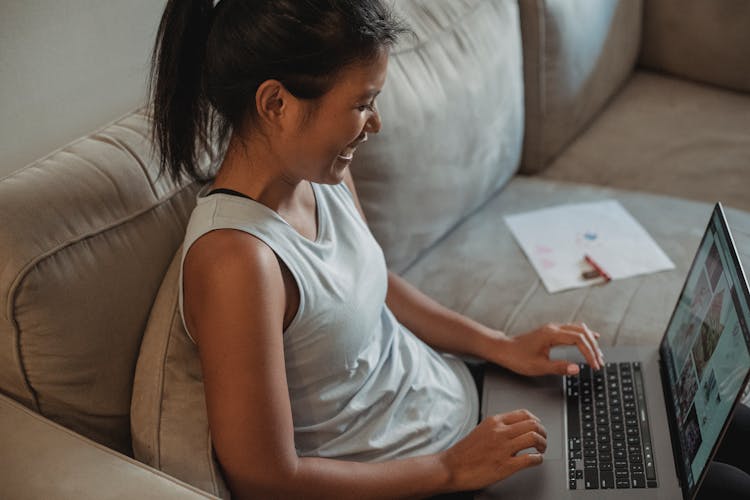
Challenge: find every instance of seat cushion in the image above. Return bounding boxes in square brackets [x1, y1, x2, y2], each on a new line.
[131, 247, 230, 499]
[353, 0, 524, 273]
[402, 176, 750, 347]
[537, 71, 750, 213]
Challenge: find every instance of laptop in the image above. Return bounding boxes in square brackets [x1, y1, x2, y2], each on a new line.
[478, 203, 750, 500]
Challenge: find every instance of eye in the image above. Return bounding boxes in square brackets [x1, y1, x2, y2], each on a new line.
[357, 100, 376, 113]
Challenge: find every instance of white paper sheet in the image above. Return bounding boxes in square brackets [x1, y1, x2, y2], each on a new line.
[504, 200, 675, 293]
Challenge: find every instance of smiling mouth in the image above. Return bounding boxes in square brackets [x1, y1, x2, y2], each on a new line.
[337, 149, 355, 161]
[337, 134, 368, 162]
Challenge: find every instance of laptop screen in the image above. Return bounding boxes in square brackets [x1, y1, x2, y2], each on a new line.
[660, 204, 750, 497]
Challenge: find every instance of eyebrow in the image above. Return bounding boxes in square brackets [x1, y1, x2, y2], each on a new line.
[358, 89, 381, 100]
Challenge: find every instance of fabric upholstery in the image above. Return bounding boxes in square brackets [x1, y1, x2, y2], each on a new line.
[640, 0, 750, 93]
[518, 0, 643, 174]
[0, 392, 217, 500]
[131, 247, 230, 499]
[403, 176, 750, 347]
[537, 71, 750, 213]
[0, 108, 199, 456]
[352, 0, 524, 273]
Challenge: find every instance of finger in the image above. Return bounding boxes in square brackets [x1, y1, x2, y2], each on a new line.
[506, 419, 547, 440]
[580, 322, 605, 367]
[508, 452, 544, 473]
[549, 359, 581, 376]
[509, 431, 547, 455]
[561, 323, 603, 368]
[559, 323, 603, 368]
[499, 409, 541, 425]
[553, 329, 600, 370]
[561, 322, 601, 355]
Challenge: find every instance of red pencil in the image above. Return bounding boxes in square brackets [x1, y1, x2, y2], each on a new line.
[584, 254, 612, 282]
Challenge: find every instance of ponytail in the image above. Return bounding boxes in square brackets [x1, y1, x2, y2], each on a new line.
[149, 0, 410, 185]
[149, 0, 215, 184]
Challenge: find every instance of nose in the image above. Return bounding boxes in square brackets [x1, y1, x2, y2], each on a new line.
[364, 104, 382, 134]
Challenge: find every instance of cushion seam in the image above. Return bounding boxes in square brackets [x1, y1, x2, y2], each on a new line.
[612, 281, 644, 346]
[153, 274, 182, 470]
[502, 279, 540, 334]
[5, 184, 196, 411]
[207, 432, 220, 495]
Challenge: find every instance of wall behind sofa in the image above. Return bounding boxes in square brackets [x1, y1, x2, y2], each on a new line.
[0, 0, 168, 177]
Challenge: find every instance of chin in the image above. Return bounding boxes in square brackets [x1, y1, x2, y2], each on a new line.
[318, 159, 350, 185]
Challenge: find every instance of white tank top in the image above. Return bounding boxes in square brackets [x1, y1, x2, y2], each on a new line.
[178, 181, 478, 461]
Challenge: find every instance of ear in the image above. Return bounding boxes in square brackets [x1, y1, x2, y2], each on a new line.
[255, 80, 291, 129]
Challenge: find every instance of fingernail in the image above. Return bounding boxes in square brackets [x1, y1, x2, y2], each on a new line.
[567, 364, 579, 375]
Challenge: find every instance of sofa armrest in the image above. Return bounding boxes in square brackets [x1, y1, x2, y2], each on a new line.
[0, 393, 218, 500]
[640, 0, 750, 93]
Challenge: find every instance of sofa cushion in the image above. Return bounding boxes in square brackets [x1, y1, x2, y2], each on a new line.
[352, 0, 524, 273]
[537, 70, 750, 213]
[640, 0, 750, 93]
[131, 247, 230, 499]
[518, 0, 643, 174]
[0, 392, 215, 500]
[0, 108, 199, 456]
[402, 176, 750, 346]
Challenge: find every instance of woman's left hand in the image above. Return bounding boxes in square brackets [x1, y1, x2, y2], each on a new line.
[488, 323, 604, 377]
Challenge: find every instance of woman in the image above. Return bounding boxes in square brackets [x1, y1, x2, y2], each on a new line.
[149, 1, 747, 498]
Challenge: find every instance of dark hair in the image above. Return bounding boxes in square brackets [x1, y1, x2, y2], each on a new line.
[149, 0, 411, 184]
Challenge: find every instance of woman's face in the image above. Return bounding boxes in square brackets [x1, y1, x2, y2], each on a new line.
[280, 50, 389, 185]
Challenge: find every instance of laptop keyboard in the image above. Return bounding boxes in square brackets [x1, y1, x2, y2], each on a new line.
[566, 362, 658, 490]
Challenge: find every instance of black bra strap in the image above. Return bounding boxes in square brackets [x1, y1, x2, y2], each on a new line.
[206, 187, 255, 201]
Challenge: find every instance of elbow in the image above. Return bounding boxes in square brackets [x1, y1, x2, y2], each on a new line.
[223, 456, 301, 499]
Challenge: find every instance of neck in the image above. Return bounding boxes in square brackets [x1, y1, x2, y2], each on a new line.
[211, 132, 306, 212]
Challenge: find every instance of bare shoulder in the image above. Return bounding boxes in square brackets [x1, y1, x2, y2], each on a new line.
[182, 229, 285, 345]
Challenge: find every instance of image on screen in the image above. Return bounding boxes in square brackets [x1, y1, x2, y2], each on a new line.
[662, 210, 750, 490]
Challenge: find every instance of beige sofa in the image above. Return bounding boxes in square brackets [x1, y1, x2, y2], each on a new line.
[1, 1, 749, 498]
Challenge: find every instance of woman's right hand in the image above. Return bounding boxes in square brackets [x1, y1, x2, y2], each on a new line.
[439, 409, 547, 492]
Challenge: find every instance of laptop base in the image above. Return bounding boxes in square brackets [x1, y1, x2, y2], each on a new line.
[477, 345, 682, 499]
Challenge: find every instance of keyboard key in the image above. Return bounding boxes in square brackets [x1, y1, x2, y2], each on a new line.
[585, 469, 599, 489]
[566, 362, 658, 492]
[631, 473, 646, 488]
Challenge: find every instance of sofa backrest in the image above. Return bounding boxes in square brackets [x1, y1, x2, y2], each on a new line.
[518, 0, 643, 174]
[352, 0, 525, 273]
[640, 0, 750, 93]
[0, 108, 200, 456]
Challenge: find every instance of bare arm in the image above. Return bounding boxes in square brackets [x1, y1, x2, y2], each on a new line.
[184, 230, 458, 499]
[341, 170, 604, 374]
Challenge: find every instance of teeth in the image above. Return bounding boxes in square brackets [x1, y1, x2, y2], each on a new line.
[338, 147, 356, 160]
